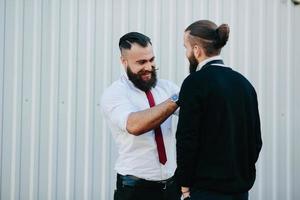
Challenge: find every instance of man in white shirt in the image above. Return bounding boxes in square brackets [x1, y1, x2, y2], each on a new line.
[101, 32, 181, 200]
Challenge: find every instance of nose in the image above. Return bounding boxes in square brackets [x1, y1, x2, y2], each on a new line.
[144, 62, 152, 71]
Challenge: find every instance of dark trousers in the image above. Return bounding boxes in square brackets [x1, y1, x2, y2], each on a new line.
[114, 174, 181, 200]
[190, 189, 248, 200]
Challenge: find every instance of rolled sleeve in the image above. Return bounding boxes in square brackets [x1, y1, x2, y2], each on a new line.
[101, 88, 138, 133]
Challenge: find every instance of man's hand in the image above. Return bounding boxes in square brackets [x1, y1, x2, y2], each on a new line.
[181, 186, 190, 199]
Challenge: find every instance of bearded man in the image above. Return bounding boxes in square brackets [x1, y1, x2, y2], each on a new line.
[101, 32, 181, 200]
[176, 20, 262, 200]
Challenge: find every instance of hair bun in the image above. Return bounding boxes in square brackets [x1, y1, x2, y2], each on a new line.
[214, 24, 230, 48]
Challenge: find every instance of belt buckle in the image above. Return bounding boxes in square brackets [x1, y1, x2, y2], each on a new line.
[163, 182, 167, 190]
[162, 180, 167, 190]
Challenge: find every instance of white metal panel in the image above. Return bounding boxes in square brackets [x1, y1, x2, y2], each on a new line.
[0, 0, 300, 200]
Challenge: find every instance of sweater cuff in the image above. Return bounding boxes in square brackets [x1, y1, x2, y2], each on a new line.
[175, 169, 193, 187]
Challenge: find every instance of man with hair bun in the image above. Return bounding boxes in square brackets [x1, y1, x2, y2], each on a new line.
[175, 20, 262, 200]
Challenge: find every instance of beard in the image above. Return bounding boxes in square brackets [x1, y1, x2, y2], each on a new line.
[127, 66, 157, 92]
[188, 53, 199, 74]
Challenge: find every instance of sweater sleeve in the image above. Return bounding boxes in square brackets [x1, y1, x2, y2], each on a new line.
[176, 76, 203, 187]
[253, 90, 262, 162]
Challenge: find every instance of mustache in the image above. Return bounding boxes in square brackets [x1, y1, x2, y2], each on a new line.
[138, 67, 159, 75]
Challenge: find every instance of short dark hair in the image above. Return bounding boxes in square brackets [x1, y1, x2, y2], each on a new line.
[185, 20, 230, 56]
[119, 32, 152, 52]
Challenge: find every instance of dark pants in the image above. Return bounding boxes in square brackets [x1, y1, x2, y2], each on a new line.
[114, 174, 181, 200]
[190, 189, 248, 200]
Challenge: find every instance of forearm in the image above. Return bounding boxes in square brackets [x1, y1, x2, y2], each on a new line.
[126, 99, 178, 135]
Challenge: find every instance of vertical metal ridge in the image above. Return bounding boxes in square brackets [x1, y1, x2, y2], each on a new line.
[285, 2, 292, 200]
[120, 0, 128, 33]
[168, 0, 176, 80]
[91, 0, 98, 197]
[137, 0, 143, 32]
[152, 0, 160, 68]
[47, 0, 60, 198]
[55, 0, 62, 199]
[10, 0, 22, 198]
[83, 0, 95, 199]
[100, 0, 113, 198]
[159, 0, 170, 77]
[142, 0, 147, 33]
[29, 0, 40, 199]
[0, 0, 6, 197]
[256, 0, 265, 199]
[157, 0, 164, 73]
[243, 0, 250, 76]
[73, 0, 80, 198]
[270, 1, 280, 199]
[48, 2, 54, 198]
[228, 0, 235, 67]
[58, 1, 65, 195]
[18, 0, 26, 199]
[37, 0, 44, 197]
[182, 0, 192, 78]
[65, 0, 76, 199]
[271, 1, 279, 199]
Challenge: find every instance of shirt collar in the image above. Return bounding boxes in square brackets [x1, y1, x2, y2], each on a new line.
[121, 71, 150, 93]
[196, 55, 223, 71]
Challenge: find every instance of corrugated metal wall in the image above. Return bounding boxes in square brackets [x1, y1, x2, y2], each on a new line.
[1, 0, 299, 199]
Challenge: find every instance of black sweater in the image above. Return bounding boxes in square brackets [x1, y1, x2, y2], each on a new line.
[176, 60, 262, 194]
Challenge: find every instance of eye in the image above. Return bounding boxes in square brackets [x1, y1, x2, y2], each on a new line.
[137, 60, 147, 65]
[149, 57, 155, 62]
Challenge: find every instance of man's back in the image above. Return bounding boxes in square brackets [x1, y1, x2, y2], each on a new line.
[176, 64, 262, 193]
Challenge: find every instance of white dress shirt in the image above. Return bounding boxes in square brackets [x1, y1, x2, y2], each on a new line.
[196, 55, 223, 71]
[101, 74, 179, 181]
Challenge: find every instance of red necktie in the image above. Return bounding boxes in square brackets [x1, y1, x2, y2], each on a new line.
[145, 90, 167, 165]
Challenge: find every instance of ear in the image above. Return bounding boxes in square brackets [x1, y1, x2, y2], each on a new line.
[121, 56, 128, 67]
[193, 45, 204, 59]
[193, 45, 200, 58]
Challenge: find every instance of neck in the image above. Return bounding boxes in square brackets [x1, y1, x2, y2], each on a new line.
[195, 55, 223, 71]
[197, 55, 209, 64]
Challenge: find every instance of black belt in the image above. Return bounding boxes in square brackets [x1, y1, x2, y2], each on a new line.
[117, 174, 175, 190]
